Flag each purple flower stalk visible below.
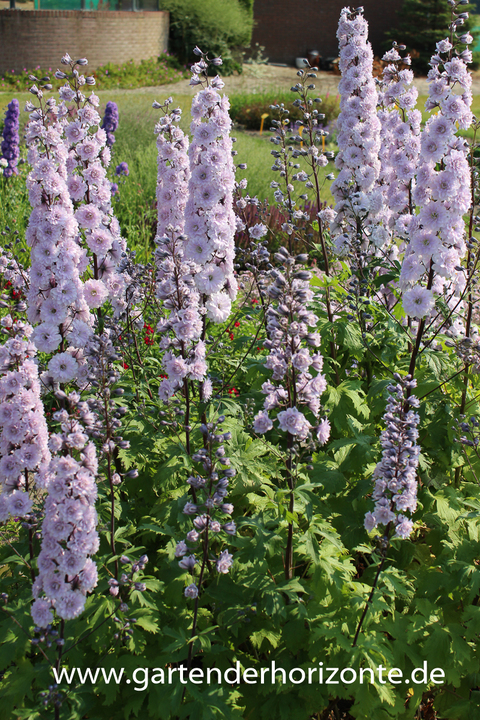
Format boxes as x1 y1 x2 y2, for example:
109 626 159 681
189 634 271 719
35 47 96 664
364 375 420 540
330 7 382 255
376 47 420 246
175 417 236 599
1 99 20 178
399 37 473 320
184 61 238 319
31 394 99 627
59 59 128 319
100 101 119 147
153 99 206 402
253 248 329 445
24 87 95 385
153 97 190 239
0 320 51 523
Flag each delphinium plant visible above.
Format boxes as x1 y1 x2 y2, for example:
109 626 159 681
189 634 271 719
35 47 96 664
0 98 20 178
1 8 480 720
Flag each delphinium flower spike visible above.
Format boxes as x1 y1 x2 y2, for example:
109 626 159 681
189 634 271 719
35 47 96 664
364 374 420 540
0 320 51 527
100 101 119 148
330 7 382 257
31 393 99 626
24 79 94 385
399 33 473 328
0 99 20 177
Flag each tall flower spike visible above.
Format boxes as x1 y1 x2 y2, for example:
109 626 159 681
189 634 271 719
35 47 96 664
176 418 236 599
365 375 419 540
154 98 190 239
400 37 472 321
32 394 99 627
0 320 51 523
24 86 94 385
60 63 128 319
153 100 205 402
100 101 119 148
330 7 382 255
184 58 238 319
376 46 420 247
253 248 329 445
1 99 20 178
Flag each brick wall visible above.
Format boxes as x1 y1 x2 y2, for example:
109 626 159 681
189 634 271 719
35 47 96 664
0 9 169 74
252 0 403 64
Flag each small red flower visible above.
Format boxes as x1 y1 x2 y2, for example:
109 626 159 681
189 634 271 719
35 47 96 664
123 362 129 369
229 333 234 341
251 298 259 305
234 321 240 328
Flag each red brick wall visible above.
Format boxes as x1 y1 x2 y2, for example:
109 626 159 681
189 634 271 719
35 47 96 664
252 0 403 64
0 9 169 74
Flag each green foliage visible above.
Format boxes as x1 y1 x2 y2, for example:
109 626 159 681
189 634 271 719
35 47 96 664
0 54 187 93
158 0 254 74
229 91 340 131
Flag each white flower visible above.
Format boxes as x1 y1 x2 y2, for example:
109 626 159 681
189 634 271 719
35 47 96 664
205 292 231 323
195 264 225 294
48 352 79 382
248 223 268 240
403 286 435 318
253 411 273 434
83 279 108 309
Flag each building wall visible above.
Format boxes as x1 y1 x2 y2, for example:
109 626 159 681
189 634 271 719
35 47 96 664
251 0 402 64
0 9 169 74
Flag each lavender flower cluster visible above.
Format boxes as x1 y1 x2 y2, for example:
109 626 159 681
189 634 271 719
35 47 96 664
100 101 119 148
253 248 330 444
365 375 419 539
59 62 128 319
330 7 382 255
154 55 238 403
0 320 51 522
175 417 235 599
32 395 99 627
184 58 238 320
1 98 20 178
376 46 420 245
153 97 190 238
24 85 94 386
400 37 472 320
153 102 207 400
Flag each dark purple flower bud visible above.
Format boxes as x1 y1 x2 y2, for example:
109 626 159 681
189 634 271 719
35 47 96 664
101 101 119 147
1 99 20 178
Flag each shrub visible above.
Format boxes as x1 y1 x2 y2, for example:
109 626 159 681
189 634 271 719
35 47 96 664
229 91 340 130
158 0 254 74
